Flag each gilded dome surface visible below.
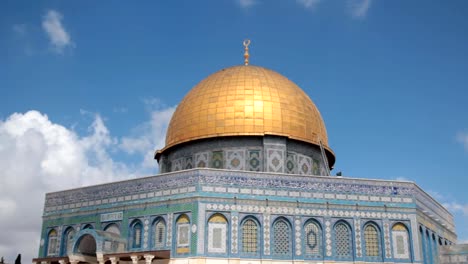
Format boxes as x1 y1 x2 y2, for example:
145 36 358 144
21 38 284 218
162 65 333 157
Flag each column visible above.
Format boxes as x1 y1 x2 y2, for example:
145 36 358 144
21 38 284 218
420 226 427 264
130 255 140 264
109 257 119 264
97 253 105 264
144 255 154 264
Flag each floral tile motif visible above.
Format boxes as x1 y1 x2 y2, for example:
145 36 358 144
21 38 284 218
195 152 209 168
267 149 284 173
226 149 245 171
248 150 262 171
298 154 311 175
211 151 223 169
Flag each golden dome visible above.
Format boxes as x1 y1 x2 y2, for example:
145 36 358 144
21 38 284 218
160 65 334 162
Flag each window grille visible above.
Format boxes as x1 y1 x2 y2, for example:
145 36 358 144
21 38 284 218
154 220 166 248
305 221 322 257
273 220 291 255
364 225 379 257
47 230 58 256
242 219 258 253
335 223 351 258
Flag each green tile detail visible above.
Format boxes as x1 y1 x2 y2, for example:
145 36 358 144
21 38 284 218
212 151 223 169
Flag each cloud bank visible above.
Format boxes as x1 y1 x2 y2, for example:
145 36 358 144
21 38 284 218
0 105 174 263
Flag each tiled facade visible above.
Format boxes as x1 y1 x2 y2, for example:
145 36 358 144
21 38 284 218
158 136 329 176
36 168 456 264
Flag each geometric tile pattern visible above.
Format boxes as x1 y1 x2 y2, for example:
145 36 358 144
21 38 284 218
184 156 193 169
272 219 291 255
211 151 223 169
172 158 184 172
298 154 312 175
241 219 258 254
263 214 271 255
325 220 332 257
335 222 352 258
364 225 379 256
286 152 297 174
312 158 320 175
226 149 245 170
355 219 362 257
143 218 150 249
195 152 209 168
267 149 284 173
231 215 238 254
304 221 322 257
294 217 301 256
384 221 392 258
248 150 262 171
166 213 173 247
204 203 411 223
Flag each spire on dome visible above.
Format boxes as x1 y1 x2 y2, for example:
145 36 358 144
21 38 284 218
243 39 251 65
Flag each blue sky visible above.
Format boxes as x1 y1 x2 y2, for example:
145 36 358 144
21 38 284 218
1 0 468 262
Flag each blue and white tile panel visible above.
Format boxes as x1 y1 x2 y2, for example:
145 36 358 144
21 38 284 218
201 186 414 204
45 186 197 212
204 203 411 220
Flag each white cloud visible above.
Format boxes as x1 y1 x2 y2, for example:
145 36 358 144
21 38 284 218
0 102 177 263
237 0 257 9
0 111 135 263
297 0 321 10
443 202 468 217
457 131 468 151
41 10 73 53
120 102 176 170
347 0 372 19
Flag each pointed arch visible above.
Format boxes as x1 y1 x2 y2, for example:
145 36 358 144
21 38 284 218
129 219 143 249
303 219 323 258
207 213 228 254
176 214 191 254
61 226 76 256
240 216 261 256
82 224 94 230
152 217 166 249
363 222 382 259
272 217 292 257
103 223 120 235
392 223 411 259
333 221 353 259
46 229 58 256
